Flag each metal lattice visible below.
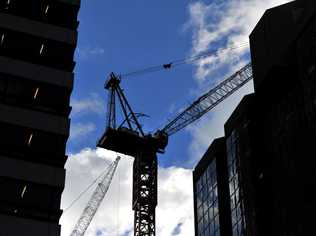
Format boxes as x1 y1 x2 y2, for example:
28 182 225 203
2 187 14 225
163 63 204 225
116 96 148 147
133 151 157 236
161 63 253 136
70 157 120 236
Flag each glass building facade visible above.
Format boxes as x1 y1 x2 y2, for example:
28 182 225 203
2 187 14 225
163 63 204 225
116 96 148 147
226 131 246 236
195 3 316 236
196 161 220 236
194 138 232 236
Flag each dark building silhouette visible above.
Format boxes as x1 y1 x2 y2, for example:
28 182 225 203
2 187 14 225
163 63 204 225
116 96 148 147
194 0 316 235
224 94 258 236
0 0 80 235
193 138 232 236
249 0 316 235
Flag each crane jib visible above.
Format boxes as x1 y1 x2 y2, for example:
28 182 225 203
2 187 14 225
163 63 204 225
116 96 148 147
161 63 253 136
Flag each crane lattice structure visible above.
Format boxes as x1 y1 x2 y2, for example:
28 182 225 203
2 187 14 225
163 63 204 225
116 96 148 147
96 62 253 236
161 62 252 135
70 156 121 236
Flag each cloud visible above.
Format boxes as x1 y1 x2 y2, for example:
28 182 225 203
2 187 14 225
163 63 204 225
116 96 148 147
77 46 105 60
60 148 194 236
69 122 96 140
187 81 254 165
183 0 292 164
71 93 105 117
187 0 292 81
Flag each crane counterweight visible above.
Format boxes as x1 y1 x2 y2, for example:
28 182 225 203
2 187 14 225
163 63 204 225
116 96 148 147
97 127 165 157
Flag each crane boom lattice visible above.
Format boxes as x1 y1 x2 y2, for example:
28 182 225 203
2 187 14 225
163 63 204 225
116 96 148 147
70 156 121 236
161 63 253 136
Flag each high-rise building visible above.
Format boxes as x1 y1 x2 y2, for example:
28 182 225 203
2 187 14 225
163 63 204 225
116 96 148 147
0 0 80 235
224 94 258 236
249 0 316 235
194 1 316 235
193 138 232 236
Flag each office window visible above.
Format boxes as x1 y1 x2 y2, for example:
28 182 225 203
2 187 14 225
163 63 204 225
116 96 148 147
227 131 246 236
196 161 220 236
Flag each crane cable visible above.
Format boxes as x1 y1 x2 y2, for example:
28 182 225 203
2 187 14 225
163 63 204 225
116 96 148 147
120 42 249 78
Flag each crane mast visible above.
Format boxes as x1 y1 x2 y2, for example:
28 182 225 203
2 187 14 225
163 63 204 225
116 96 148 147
70 156 121 236
98 74 161 236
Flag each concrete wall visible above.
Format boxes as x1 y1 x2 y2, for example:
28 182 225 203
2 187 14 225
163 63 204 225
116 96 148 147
0 104 70 135
0 214 61 236
0 155 65 188
0 56 73 88
0 13 77 44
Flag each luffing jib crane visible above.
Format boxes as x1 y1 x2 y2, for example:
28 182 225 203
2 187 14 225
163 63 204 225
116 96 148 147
70 156 121 236
96 62 253 236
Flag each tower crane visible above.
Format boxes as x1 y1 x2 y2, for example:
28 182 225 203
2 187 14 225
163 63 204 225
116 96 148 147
97 62 253 236
70 156 121 236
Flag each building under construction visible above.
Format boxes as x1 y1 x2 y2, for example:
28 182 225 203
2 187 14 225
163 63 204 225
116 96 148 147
0 0 80 235
193 0 316 235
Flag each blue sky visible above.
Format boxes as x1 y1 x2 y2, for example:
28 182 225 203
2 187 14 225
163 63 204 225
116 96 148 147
61 1 292 235
67 0 253 168
68 0 215 168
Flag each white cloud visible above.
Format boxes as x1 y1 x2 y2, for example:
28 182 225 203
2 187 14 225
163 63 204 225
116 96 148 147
60 148 194 236
157 167 194 236
187 81 254 165
187 0 292 81
184 0 292 164
69 122 96 140
77 46 105 60
71 93 105 116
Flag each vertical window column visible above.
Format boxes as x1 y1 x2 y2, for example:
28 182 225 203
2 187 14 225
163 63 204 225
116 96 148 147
227 131 246 236
196 161 220 236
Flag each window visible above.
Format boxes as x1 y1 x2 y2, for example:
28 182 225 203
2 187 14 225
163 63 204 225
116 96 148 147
227 131 246 236
0 33 4 46
196 161 220 236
